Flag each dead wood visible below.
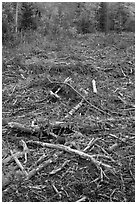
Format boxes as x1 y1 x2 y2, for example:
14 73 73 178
2 152 24 165
27 140 113 170
26 159 53 180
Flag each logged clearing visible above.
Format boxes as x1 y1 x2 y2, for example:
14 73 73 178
2 32 135 202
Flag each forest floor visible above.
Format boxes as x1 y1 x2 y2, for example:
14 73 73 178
2 32 135 202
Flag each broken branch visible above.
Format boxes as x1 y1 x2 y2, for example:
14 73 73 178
27 140 113 170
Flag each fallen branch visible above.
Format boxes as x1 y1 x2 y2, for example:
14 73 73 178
5 121 57 139
2 152 24 165
52 183 62 199
83 138 99 152
92 79 97 93
65 99 84 118
26 159 53 180
27 140 113 170
76 196 87 202
29 153 47 171
20 140 30 163
8 122 32 133
49 90 61 99
10 150 28 177
49 160 70 175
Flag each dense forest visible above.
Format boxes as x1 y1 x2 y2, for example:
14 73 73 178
2 2 135 202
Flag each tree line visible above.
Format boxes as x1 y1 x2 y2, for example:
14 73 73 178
2 2 135 46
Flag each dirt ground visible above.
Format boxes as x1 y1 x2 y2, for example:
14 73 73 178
2 32 135 202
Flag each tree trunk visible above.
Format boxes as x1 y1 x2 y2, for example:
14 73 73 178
15 2 19 33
